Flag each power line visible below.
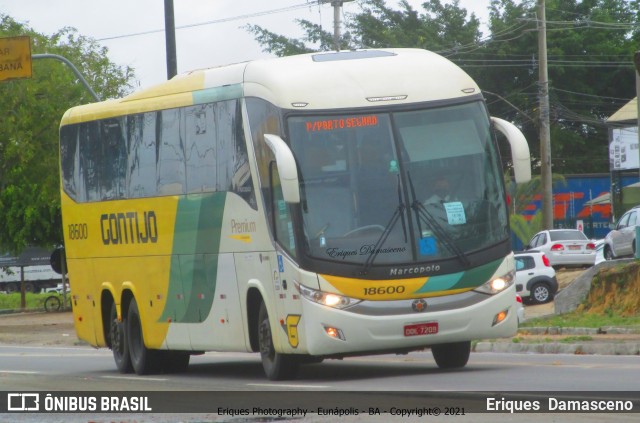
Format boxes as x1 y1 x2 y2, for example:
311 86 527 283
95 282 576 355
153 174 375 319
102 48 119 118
96 2 316 42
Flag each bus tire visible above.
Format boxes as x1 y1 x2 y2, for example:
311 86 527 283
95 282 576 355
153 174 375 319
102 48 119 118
110 302 132 374
127 298 162 375
258 301 299 380
431 341 471 369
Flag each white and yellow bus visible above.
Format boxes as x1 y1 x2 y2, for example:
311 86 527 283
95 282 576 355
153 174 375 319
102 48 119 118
59 48 531 380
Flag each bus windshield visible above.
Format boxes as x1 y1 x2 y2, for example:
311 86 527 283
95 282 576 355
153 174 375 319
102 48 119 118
287 101 509 267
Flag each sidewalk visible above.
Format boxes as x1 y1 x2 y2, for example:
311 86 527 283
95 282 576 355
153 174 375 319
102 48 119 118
474 301 640 356
475 326 640 355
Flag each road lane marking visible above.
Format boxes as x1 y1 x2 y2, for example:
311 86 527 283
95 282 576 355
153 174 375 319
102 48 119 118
247 383 330 389
101 375 168 382
0 370 39 374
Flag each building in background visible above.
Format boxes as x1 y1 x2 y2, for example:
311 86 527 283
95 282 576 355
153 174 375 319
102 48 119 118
607 97 639 221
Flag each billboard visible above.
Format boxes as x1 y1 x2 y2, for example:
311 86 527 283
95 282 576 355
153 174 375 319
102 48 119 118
609 126 639 171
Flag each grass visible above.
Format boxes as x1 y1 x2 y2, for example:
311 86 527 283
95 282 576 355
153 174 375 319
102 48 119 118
0 292 69 311
521 310 640 328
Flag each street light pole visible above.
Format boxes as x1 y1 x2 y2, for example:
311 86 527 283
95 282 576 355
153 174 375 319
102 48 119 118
164 0 178 79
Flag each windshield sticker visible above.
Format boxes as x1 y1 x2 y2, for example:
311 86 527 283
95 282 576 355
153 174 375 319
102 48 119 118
419 235 437 256
305 115 379 132
443 201 466 225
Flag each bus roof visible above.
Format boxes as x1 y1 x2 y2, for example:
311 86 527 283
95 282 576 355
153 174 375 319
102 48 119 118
61 48 480 125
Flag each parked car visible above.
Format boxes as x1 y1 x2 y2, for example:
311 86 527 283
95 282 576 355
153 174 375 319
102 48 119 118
594 239 605 265
525 229 596 268
43 282 70 294
514 251 558 304
603 205 640 260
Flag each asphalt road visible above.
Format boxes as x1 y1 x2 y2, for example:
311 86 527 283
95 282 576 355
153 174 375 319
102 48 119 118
1 292 638 423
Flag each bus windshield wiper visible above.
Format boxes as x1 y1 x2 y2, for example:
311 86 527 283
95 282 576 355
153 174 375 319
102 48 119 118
359 175 408 276
408 173 470 268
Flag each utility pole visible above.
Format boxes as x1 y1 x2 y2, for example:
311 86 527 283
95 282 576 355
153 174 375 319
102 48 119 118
537 0 553 230
321 0 354 51
635 51 640 171
164 0 177 79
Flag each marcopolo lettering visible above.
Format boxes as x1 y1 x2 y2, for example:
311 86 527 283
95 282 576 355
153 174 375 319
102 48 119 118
389 265 440 276
100 211 158 245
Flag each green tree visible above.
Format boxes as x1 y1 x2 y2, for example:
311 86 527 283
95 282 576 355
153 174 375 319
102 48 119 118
477 0 639 174
506 173 566 245
246 0 640 175
510 211 542 246
0 16 135 254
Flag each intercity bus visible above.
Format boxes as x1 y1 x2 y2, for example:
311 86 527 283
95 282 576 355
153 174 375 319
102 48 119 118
59 48 531 380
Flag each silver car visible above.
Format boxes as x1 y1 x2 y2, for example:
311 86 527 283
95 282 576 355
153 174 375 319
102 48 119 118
525 229 596 268
603 206 640 260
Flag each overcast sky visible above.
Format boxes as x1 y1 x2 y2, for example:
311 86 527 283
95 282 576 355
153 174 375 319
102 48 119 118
0 0 490 91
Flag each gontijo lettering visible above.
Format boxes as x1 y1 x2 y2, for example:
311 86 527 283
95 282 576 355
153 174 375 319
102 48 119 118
100 211 158 245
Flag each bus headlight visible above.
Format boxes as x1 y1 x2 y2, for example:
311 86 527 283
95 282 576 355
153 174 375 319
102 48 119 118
473 271 515 295
296 283 362 309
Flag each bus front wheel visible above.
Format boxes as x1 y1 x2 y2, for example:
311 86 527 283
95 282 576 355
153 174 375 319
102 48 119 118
258 302 299 380
110 302 132 373
127 298 162 375
431 341 471 369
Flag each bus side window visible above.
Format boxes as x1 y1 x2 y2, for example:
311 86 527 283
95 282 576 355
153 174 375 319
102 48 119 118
157 108 186 195
101 118 127 200
185 104 217 193
127 112 158 198
79 121 101 202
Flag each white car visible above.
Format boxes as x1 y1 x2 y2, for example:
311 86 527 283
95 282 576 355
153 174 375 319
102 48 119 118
44 283 70 294
525 229 596 268
514 251 558 304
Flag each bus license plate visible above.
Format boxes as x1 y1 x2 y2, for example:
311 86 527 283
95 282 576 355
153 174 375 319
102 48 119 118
404 322 438 337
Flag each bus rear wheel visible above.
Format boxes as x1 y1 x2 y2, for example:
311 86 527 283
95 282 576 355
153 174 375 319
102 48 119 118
431 341 471 369
127 298 162 375
110 302 132 373
258 302 299 380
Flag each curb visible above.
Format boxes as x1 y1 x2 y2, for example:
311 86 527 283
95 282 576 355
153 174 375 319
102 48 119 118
475 326 640 356
474 341 640 355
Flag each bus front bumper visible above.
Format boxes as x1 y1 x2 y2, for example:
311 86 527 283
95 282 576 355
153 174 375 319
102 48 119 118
300 288 518 357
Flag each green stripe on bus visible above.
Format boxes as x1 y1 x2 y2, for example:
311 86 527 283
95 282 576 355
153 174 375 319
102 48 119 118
192 84 243 105
415 258 502 293
161 192 227 323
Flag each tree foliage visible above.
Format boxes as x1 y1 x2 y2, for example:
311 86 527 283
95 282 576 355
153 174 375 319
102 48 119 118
0 15 136 253
246 0 640 175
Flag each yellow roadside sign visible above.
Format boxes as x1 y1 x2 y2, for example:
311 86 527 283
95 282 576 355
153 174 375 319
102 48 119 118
0 36 32 82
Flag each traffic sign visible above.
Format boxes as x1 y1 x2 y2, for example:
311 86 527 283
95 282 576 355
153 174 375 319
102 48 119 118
0 36 32 81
